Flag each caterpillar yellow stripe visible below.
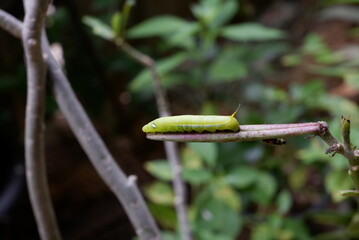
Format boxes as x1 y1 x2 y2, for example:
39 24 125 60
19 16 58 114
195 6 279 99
142 108 240 133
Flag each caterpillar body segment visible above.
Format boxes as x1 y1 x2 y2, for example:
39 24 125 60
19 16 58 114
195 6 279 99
142 114 240 133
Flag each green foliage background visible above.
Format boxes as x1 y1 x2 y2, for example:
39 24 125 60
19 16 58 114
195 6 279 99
65 0 359 239
2 0 359 239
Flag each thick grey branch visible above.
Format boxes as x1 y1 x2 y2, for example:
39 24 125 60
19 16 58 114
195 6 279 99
21 1 62 239
0 9 21 37
43 36 161 240
0 10 161 240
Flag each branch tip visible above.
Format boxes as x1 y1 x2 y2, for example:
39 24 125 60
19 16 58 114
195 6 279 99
340 190 359 197
318 121 328 135
325 143 343 155
127 175 138 186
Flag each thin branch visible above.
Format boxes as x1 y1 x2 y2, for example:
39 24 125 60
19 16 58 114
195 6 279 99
21 1 62 239
240 122 322 131
0 9 21 37
0 10 162 240
43 36 161 240
117 41 193 240
319 116 359 190
319 125 357 164
146 122 326 142
117 41 170 116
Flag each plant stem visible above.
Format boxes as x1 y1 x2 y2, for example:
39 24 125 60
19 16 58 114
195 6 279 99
240 122 322 131
146 122 326 142
0 9 21 37
320 117 359 190
0 10 162 240
117 41 170 116
44 36 161 240
117 40 193 240
21 1 62 239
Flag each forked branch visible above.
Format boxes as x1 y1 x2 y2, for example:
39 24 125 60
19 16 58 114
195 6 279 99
0 9 161 240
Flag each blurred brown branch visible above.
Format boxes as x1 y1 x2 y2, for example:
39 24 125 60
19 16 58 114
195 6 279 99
21 0 62 239
0 9 161 240
117 40 193 240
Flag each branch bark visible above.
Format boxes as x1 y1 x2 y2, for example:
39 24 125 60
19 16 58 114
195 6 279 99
319 116 359 191
43 36 161 240
146 122 327 142
21 1 62 239
117 41 193 240
0 10 161 240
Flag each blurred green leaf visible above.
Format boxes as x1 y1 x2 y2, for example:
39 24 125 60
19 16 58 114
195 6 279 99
344 71 359 90
148 203 177 229
288 166 308 190
251 214 311 240
209 58 247 82
111 12 122 38
191 0 238 29
263 87 288 103
251 223 274 240
129 53 188 93
311 210 349 227
284 218 311 240
145 182 174 205
347 212 359 237
182 168 212 185
224 165 258 189
127 16 190 38
317 96 359 124
83 16 114 40
195 198 242 238
298 138 329 164
121 0 136 37
161 231 179 240
200 102 218 115
249 172 277 206
166 22 199 49
325 169 353 202
301 33 343 64
197 230 233 240
281 54 302 67
191 0 217 26
145 160 172 181
276 190 292 214
221 23 285 41
290 80 325 103
209 45 248 82
188 142 218 167
264 104 303 123
182 147 204 169
213 183 241 210
210 0 238 28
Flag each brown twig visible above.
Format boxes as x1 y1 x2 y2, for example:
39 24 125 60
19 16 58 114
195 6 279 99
117 40 193 240
146 122 325 142
319 117 359 190
21 1 62 239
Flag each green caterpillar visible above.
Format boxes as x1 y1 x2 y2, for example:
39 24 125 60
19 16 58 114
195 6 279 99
142 107 240 133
